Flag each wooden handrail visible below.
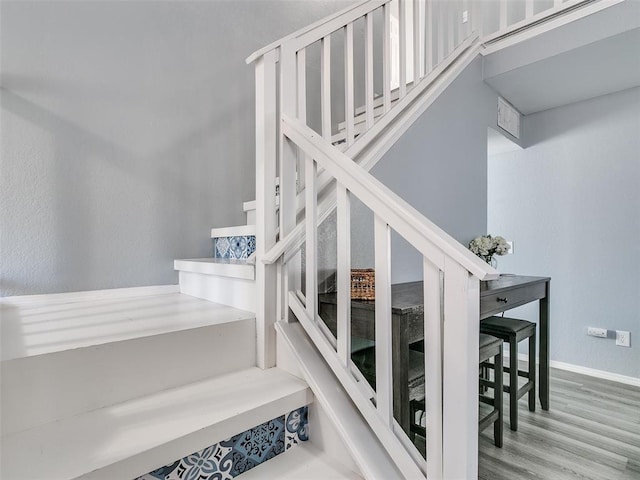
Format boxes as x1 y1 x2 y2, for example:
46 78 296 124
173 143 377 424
281 114 499 281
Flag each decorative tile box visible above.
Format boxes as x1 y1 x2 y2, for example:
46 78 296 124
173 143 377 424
214 235 256 260
137 406 308 480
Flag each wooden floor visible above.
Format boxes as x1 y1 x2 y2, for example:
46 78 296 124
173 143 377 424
478 368 640 480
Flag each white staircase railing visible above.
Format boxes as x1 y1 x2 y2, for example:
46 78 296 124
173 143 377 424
246 0 615 478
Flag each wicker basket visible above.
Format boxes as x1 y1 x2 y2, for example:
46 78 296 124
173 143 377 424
351 268 375 300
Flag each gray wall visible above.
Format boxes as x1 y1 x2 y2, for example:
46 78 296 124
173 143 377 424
0 0 353 296
488 87 640 378
343 57 505 284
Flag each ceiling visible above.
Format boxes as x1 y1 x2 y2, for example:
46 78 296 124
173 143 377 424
482 2 640 115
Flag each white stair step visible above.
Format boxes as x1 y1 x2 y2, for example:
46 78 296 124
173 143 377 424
1 367 312 480
244 200 257 225
1 291 256 435
237 442 363 480
0 290 254 361
210 224 255 238
175 258 256 312
174 258 255 280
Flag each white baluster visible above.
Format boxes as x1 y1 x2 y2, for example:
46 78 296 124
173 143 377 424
345 22 355 146
321 36 332 140
499 0 508 31
525 0 534 20
305 157 317 320
414 0 424 83
336 183 351 366
437 1 444 64
374 215 393 427
447 0 455 55
424 257 443 480
399 0 407 98
383 3 392 113
426 0 433 74
365 13 375 130
297 48 306 191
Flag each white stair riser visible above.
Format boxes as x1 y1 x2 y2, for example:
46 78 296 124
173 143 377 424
83 393 312 480
1 319 255 435
246 208 256 225
179 271 256 312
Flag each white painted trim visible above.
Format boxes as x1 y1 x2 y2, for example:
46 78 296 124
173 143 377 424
480 0 625 55
0 285 179 305
174 258 255 280
210 225 256 238
243 200 256 212
508 352 640 388
550 360 640 388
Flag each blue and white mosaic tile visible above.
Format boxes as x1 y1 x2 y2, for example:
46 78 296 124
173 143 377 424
136 406 308 480
214 236 256 260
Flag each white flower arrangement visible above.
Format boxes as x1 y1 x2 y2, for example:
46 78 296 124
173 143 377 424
468 235 509 264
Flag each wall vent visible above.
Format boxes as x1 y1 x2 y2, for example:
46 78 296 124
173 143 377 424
497 97 521 139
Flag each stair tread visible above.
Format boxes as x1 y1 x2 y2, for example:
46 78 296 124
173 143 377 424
238 442 363 480
174 258 255 279
0 292 254 361
210 224 255 238
2 367 311 480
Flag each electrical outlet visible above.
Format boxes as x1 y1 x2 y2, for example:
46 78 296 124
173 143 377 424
462 10 468 23
506 240 514 254
616 330 631 347
587 327 607 338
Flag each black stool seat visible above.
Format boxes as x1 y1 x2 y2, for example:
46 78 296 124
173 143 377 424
480 333 502 354
480 316 536 431
480 316 536 341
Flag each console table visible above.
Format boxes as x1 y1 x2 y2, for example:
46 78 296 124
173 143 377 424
318 274 551 435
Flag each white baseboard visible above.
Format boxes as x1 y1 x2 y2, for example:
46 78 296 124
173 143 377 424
505 352 640 387
0 285 180 305
549 360 640 388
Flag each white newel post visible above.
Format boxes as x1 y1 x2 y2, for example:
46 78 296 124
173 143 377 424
442 258 480 479
255 50 278 369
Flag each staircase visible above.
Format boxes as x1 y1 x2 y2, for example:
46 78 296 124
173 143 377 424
0 289 321 479
1 0 624 479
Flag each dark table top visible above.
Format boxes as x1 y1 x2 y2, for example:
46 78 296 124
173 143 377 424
318 274 550 316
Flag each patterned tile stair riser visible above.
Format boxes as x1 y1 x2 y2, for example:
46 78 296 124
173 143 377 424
137 406 308 480
214 236 256 260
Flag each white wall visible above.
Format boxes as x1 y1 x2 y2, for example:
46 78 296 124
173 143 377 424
0 0 353 296
488 87 640 378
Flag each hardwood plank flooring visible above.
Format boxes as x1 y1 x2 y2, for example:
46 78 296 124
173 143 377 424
478 367 640 480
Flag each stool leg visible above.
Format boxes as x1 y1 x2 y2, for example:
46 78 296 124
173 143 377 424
509 336 519 431
494 345 503 448
528 331 536 412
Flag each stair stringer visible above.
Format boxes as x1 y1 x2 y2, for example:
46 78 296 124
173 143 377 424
275 321 404 480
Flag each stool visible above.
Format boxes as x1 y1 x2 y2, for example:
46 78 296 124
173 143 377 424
480 316 536 431
479 333 503 447
410 334 504 447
